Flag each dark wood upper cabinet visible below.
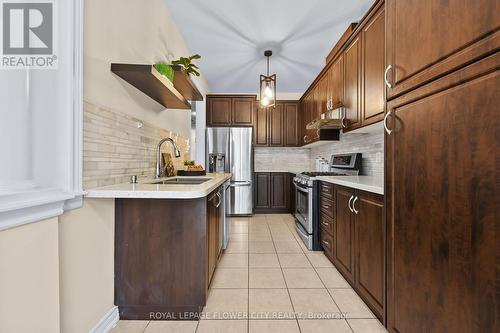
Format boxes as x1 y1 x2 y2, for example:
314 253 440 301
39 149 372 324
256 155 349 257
327 55 344 108
343 36 361 131
385 0 500 99
334 186 355 284
254 107 269 146
255 101 300 147
231 97 254 125
207 95 255 127
207 97 232 126
361 5 385 125
386 54 499 333
284 103 300 146
355 190 385 322
269 103 284 146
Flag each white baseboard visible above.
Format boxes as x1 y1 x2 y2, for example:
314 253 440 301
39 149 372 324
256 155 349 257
90 306 119 333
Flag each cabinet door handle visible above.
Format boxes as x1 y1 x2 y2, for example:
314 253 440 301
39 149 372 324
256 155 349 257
321 221 330 228
384 111 393 135
341 108 347 128
384 65 392 89
352 196 359 214
322 240 330 247
215 192 222 208
322 203 330 210
348 195 354 212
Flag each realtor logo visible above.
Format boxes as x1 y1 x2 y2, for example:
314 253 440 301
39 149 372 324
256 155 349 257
1 0 57 69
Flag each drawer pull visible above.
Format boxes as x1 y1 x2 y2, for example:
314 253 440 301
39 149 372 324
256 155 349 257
321 221 329 227
322 240 330 247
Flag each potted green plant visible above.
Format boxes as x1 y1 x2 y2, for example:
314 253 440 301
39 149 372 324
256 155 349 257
171 54 201 76
153 62 175 83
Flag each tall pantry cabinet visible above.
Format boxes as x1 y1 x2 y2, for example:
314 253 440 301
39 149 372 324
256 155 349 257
384 0 499 332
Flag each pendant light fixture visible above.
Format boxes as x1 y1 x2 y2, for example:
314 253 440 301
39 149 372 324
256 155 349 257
260 50 276 108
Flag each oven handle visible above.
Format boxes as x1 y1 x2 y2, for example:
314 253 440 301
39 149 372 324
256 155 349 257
293 182 310 193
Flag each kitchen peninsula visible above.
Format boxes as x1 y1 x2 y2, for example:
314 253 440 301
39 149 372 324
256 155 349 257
86 173 231 320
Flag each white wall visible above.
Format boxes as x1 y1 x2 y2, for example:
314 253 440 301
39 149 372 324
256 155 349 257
59 199 115 333
0 218 60 333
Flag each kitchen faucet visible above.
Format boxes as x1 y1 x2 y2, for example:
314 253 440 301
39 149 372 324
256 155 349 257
155 137 181 178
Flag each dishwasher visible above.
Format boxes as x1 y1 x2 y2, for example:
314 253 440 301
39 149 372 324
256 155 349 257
220 180 231 249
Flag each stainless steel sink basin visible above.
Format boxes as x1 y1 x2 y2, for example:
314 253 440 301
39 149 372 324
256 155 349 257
152 177 211 185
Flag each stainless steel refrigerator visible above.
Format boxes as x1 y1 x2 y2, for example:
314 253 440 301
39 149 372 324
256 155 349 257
206 127 253 216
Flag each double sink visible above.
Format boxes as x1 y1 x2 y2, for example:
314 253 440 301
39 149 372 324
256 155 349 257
152 177 211 185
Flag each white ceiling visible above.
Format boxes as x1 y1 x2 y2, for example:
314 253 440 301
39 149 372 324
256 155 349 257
164 0 373 94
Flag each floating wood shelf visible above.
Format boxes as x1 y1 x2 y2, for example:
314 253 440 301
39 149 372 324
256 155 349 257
171 65 204 101
111 63 193 110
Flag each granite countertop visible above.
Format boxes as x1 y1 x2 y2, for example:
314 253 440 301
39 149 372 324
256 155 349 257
315 175 384 195
85 173 232 199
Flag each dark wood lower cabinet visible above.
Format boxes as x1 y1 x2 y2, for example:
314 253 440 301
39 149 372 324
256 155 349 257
333 186 356 285
319 182 385 323
207 190 221 286
386 54 499 333
115 187 222 320
254 172 295 213
355 191 385 322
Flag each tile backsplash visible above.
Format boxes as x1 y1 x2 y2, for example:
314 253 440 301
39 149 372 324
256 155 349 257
254 126 384 177
254 147 311 172
310 129 384 176
83 101 190 189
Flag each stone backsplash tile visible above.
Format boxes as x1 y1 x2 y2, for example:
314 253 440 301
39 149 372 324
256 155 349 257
254 128 384 177
83 101 190 189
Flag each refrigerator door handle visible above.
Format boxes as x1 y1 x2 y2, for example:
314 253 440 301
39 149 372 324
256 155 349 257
230 181 252 187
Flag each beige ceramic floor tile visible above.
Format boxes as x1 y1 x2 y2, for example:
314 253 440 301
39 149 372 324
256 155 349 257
329 289 375 319
282 268 324 288
248 289 295 319
248 320 300 333
270 231 297 241
248 233 272 242
225 241 249 254
248 224 269 233
218 254 248 268
248 241 276 253
288 289 341 320
315 268 350 288
144 321 197 333
298 319 352 333
211 268 248 288
230 234 249 242
347 319 388 333
274 241 303 253
306 253 334 267
231 224 249 234
278 253 312 268
249 253 280 268
197 319 248 333
249 268 286 288
112 321 149 333
202 289 248 319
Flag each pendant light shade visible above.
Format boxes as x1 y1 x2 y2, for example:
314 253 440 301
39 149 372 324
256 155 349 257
260 50 276 108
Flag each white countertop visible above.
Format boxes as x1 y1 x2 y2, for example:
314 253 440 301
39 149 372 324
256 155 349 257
315 175 384 195
85 173 232 199
254 169 310 174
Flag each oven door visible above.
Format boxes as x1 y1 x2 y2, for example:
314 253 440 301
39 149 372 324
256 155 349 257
294 182 313 234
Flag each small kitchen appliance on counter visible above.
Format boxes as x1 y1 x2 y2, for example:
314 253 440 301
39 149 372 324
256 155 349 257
293 153 362 250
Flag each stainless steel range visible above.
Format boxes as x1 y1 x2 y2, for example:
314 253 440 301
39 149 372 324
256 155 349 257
293 153 362 250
